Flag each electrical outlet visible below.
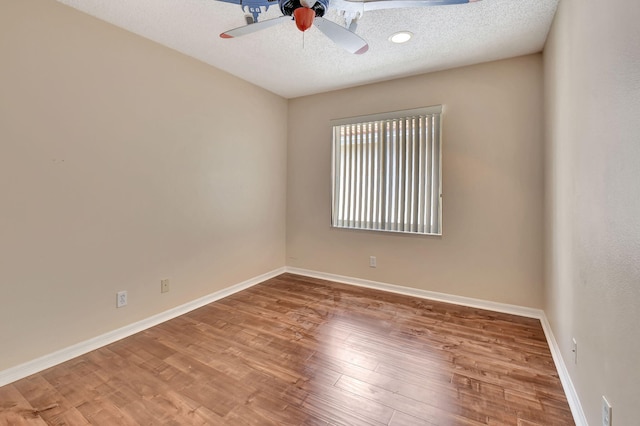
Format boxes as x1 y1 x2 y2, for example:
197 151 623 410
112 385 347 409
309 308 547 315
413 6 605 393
369 256 377 268
116 291 127 308
572 338 577 364
602 396 612 426
161 279 170 293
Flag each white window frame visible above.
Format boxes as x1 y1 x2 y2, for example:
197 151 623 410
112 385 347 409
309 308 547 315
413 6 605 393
331 106 443 235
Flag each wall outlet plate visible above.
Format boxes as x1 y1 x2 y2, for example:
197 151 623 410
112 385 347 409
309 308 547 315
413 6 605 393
116 290 127 308
369 256 377 268
161 279 170 293
602 396 612 426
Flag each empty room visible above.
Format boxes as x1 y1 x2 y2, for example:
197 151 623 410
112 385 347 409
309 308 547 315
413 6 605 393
1 0 638 425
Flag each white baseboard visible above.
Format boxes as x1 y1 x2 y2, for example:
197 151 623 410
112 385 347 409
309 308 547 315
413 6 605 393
0 267 286 388
285 267 588 426
285 267 544 318
0 265 587 425
539 315 588 426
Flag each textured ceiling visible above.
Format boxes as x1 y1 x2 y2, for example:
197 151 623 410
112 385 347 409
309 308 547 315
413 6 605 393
55 0 558 98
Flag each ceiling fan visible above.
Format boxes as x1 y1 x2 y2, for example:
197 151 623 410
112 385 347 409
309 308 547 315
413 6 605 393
218 0 479 54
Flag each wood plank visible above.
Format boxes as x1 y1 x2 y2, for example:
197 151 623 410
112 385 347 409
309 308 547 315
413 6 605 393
0 273 574 425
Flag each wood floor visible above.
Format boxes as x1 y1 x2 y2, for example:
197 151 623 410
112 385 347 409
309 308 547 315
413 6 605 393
0 273 574 425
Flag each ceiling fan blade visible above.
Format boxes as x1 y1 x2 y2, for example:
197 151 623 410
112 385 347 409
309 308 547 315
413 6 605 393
362 0 475 11
220 15 291 38
314 17 369 54
332 0 478 14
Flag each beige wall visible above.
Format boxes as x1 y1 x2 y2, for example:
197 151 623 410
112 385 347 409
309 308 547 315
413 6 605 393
0 0 287 370
287 55 544 308
8 3 638 422
544 0 640 424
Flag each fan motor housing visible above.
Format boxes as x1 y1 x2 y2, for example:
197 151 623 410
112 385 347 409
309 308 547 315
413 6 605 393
279 0 328 17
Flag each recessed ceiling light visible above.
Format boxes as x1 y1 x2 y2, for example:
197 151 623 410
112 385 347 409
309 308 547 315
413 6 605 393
389 31 413 44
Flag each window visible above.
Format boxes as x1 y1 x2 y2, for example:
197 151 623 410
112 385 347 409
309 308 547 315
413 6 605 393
331 106 442 235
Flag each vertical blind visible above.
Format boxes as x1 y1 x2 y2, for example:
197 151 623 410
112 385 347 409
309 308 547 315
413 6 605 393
331 106 442 235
